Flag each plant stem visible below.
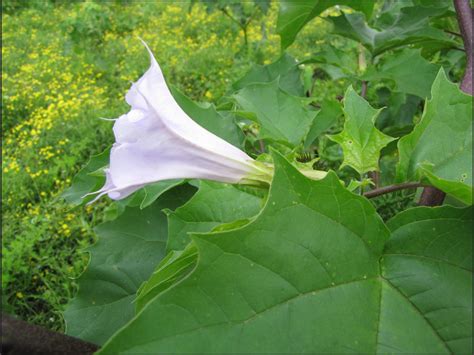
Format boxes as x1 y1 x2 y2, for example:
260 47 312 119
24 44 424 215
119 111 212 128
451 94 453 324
453 0 473 95
364 182 428 199
360 81 368 98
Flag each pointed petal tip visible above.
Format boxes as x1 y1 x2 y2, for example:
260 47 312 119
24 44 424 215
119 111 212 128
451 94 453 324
137 37 160 68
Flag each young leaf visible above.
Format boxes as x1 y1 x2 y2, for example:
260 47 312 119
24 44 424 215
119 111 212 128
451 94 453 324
328 86 395 174
363 49 440 98
232 53 304 96
234 79 317 146
98 152 472 354
277 0 375 50
397 69 473 204
167 181 262 252
63 186 195 345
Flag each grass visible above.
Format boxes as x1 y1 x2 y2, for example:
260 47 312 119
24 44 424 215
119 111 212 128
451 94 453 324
2 0 341 331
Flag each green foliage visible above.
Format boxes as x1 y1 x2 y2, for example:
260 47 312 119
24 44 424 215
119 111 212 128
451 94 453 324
328 86 395 174
64 186 196 345
2 0 291 330
232 53 304 96
4 0 473 351
171 86 245 149
375 88 422 136
234 80 317 146
328 5 455 56
62 148 110 206
302 45 358 80
167 181 263 252
363 49 440 98
135 242 198 313
397 70 473 204
98 153 472 354
384 206 473 354
277 0 375 49
304 98 343 148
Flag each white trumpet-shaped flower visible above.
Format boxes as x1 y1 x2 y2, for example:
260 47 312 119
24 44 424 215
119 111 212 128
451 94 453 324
91 43 272 201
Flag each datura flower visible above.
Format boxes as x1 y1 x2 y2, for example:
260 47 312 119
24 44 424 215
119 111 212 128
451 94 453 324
91 43 272 201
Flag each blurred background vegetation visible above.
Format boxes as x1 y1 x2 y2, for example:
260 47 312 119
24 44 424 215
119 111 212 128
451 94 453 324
2 0 348 331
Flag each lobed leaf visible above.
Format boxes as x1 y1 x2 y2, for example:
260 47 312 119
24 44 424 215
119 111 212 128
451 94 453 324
328 6 456 56
234 79 317 146
363 49 440 98
63 186 195 345
232 53 304 96
97 153 472 354
328 86 395 174
397 69 473 204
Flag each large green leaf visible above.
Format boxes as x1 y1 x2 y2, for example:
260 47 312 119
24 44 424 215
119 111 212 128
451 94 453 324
98 152 472 353
397 69 473 204
166 181 262 252
234 79 317 146
383 206 472 354
277 0 375 49
363 49 440 98
63 186 195 345
171 86 244 149
62 147 110 205
232 53 304 96
328 86 395 174
328 6 455 56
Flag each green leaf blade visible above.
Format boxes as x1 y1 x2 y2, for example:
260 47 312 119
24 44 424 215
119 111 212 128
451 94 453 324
363 49 440 98
172 86 244 149
234 80 317 146
232 53 304 96
397 69 473 204
63 186 195 345
328 86 395 174
382 206 473 354
277 0 375 50
167 181 263 252
99 151 389 353
62 147 110 206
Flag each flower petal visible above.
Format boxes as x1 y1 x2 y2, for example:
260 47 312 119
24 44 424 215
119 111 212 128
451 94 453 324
93 43 268 201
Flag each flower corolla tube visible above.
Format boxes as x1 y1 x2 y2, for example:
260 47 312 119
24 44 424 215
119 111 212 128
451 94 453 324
90 43 272 201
